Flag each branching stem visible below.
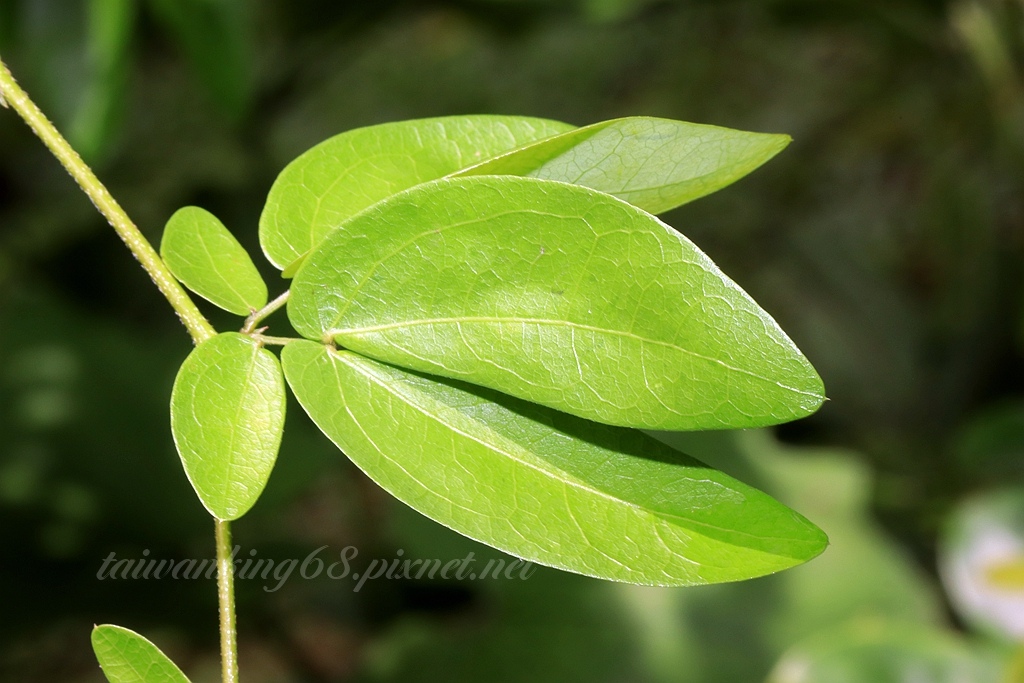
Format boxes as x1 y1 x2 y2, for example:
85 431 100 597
242 290 290 334
250 333 297 347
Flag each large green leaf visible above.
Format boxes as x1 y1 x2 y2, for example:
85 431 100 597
258 115 574 271
92 624 191 683
170 332 285 520
282 340 827 585
288 176 824 430
160 206 268 316
456 116 790 215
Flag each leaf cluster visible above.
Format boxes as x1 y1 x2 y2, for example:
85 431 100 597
98 114 828 679
160 114 825 579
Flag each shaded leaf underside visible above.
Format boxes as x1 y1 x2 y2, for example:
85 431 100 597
282 341 828 585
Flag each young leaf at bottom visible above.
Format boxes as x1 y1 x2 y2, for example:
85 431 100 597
258 115 574 271
282 341 828 585
160 206 268 316
92 624 191 683
170 332 285 520
288 175 824 431
455 116 790 215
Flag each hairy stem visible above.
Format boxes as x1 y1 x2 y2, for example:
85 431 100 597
0 56 215 344
1 57 235 680
216 520 239 683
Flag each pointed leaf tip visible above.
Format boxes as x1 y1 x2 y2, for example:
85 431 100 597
289 175 824 431
283 341 828 585
457 116 791 214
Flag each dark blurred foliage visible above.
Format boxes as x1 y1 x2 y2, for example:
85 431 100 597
2 0 1024 681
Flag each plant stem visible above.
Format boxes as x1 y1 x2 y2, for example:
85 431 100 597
0 56 215 344
250 333 297 347
216 519 239 683
242 290 290 334
1 57 235 680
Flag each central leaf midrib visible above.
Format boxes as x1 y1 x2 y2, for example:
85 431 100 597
196 227 252 308
328 317 815 397
332 349 775 547
654 509 818 555
221 342 261 516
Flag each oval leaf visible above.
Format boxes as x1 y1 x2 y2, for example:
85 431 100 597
92 624 191 683
161 206 268 316
455 116 790 214
170 332 285 520
288 176 824 430
259 115 574 270
282 341 828 585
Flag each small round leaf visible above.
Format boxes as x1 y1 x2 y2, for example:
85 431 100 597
170 332 285 520
161 206 268 316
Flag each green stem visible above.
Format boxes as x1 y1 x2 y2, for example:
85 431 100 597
242 290 290 334
0 56 215 344
1 57 234 680
250 333 297 347
216 519 239 683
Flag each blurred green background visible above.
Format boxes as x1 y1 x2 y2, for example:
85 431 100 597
2 0 1024 681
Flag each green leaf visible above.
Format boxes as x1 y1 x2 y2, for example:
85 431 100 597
170 332 285 520
282 340 828 585
455 116 790 214
259 115 575 271
161 206 268 316
91 624 191 683
288 176 824 430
